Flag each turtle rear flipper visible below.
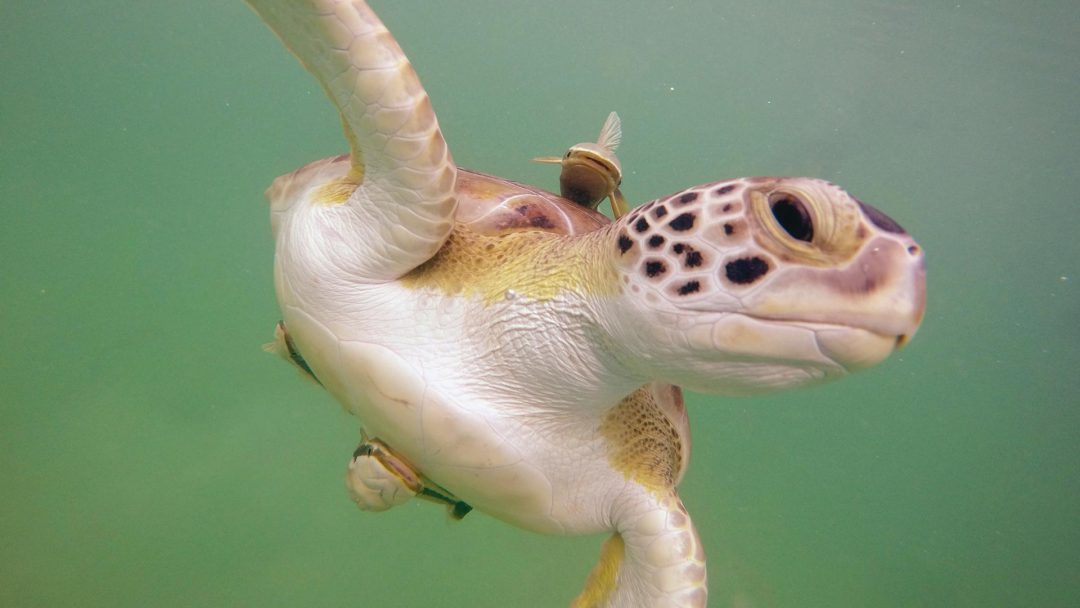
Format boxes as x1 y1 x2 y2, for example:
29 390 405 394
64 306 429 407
348 436 471 519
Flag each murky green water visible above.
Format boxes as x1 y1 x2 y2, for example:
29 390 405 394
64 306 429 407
3 1 1078 606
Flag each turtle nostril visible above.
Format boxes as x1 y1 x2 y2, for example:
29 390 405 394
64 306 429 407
770 196 814 242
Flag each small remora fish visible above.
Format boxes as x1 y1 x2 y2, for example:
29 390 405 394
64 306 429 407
534 111 630 218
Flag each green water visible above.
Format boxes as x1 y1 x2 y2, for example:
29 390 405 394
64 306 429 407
3 1 1078 606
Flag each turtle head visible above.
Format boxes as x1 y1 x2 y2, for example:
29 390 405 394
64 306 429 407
602 177 926 395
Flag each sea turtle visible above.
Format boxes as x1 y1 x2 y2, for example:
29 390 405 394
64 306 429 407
534 111 631 218
245 1 927 606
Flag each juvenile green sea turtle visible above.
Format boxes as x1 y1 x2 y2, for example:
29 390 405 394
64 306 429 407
535 111 630 218
246 1 926 606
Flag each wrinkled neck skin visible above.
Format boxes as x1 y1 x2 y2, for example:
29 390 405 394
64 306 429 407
276 222 637 410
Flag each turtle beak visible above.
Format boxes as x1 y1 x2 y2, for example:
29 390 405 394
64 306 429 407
532 156 564 165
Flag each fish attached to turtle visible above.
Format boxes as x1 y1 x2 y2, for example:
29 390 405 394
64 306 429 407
535 111 631 218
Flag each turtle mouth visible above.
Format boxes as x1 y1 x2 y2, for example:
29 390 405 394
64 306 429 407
680 311 907 377
807 323 902 371
734 314 910 373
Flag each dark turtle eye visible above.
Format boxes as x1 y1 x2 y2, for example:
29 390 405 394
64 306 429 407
770 196 813 242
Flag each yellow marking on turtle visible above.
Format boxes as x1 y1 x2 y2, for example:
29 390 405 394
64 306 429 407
401 226 621 303
313 176 359 206
339 112 366 185
571 533 625 608
599 386 685 495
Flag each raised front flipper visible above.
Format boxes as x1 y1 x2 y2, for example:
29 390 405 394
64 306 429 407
248 0 457 280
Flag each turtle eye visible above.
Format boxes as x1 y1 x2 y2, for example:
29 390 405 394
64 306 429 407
770 195 814 242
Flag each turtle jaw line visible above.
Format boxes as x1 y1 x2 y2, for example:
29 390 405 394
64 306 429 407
743 314 903 342
801 320 904 372
623 311 901 394
730 313 906 373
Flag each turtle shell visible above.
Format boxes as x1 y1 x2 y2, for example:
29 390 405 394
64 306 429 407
454 169 609 236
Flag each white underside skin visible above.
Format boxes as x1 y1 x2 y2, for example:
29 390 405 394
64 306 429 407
277 262 709 606
279 269 627 534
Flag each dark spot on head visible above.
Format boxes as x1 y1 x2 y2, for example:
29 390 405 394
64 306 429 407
714 184 735 196
654 206 668 218
673 243 685 254
617 234 633 254
634 217 650 233
644 260 667 278
855 198 906 234
648 234 665 248
514 204 530 215
722 203 733 213
677 280 701 295
669 213 696 231
725 257 770 284
685 250 703 268
723 223 734 236
678 192 699 204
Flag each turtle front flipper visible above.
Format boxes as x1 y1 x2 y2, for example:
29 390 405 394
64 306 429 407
248 0 457 280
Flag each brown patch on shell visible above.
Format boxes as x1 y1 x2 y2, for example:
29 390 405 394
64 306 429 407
455 169 609 236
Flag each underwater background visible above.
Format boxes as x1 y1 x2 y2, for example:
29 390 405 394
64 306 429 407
2 1 1078 606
